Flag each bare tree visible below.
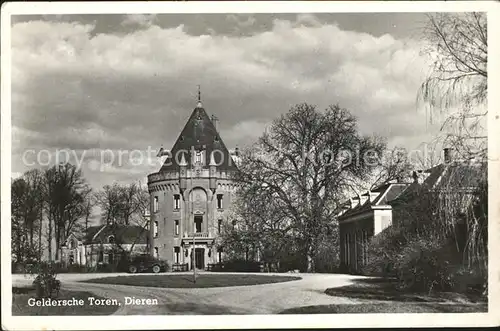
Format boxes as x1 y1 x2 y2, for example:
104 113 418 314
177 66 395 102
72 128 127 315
95 184 124 224
96 182 150 256
420 12 487 160
44 163 90 261
220 183 295 270
232 103 385 272
12 178 29 264
368 147 414 189
11 170 45 264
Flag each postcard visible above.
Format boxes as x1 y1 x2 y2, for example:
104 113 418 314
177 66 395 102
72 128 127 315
1 1 499 330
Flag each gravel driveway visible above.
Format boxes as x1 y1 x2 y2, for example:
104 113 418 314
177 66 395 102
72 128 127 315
12 272 364 315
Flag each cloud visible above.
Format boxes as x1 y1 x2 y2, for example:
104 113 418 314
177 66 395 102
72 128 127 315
295 13 322 27
121 14 157 28
226 14 256 29
11 15 439 189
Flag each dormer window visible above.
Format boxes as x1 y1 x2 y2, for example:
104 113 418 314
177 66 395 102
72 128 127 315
195 151 202 164
108 235 115 244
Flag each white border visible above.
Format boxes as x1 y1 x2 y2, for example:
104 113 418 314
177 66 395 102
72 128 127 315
2 1 499 330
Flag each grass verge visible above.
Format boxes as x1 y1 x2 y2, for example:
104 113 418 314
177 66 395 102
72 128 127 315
12 286 119 316
280 302 488 314
324 277 486 303
83 273 301 288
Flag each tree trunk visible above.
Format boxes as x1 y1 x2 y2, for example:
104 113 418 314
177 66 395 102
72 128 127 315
306 244 315 273
38 206 42 261
29 226 34 249
47 212 53 261
54 221 60 260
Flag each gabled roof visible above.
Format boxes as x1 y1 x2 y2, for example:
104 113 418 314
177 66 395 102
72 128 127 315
339 183 410 220
83 224 148 245
159 103 238 173
389 162 485 206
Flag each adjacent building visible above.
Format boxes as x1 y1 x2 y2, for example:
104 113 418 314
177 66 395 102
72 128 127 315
61 223 149 267
147 98 240 270
338 182 410 273
338 148 485 274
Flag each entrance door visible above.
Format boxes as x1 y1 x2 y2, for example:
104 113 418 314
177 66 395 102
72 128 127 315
195 248 205 270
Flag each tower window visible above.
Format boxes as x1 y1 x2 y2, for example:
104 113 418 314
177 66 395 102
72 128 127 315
217 247 223 263
154 247 159 258
154 221 158 238
174 246 180 264
175 220 179 236
194 216 203 233
153 196 159 213
217 194 223 209
174 194 180 210
218 219 222 234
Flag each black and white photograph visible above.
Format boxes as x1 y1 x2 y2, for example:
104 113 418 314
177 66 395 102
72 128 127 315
1 1 499 330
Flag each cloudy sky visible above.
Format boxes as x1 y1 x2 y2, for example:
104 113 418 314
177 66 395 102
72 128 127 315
11 13 443 189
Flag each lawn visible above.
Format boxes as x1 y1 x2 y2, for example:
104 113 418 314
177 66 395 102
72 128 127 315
83 273 301 288
280 302 488 314
279 277 487 314
12 286 119 316
324 277 487 303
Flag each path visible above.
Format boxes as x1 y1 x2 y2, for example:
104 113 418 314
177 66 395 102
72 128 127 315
12 272 364 314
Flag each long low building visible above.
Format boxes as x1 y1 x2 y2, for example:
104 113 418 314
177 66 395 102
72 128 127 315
61 223 149 268
339 148 485 274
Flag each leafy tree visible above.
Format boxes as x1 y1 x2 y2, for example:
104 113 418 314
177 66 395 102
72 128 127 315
229 103 385 272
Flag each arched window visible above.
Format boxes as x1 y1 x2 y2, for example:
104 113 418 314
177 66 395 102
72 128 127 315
108 235 115 244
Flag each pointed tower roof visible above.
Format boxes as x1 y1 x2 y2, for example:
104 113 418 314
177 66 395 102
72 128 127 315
159 101 238 173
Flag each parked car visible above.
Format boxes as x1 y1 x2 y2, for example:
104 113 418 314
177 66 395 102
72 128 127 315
127 254 168 273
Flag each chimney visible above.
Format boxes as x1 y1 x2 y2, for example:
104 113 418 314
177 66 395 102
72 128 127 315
412 170 419 184
443 147 453 164
360 193 369 205
350 197 360 208
412 170 431 184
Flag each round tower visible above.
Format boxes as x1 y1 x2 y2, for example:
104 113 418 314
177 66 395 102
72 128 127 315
147 99 239 270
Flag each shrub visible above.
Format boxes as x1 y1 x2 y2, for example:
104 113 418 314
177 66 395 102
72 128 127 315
96 263 115 273
362 226 408 277
393 235 456 292
363 225 486 295
217 259 262 272
30 262 61 299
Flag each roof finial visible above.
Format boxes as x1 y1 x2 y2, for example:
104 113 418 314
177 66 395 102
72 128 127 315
197 85 202 108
